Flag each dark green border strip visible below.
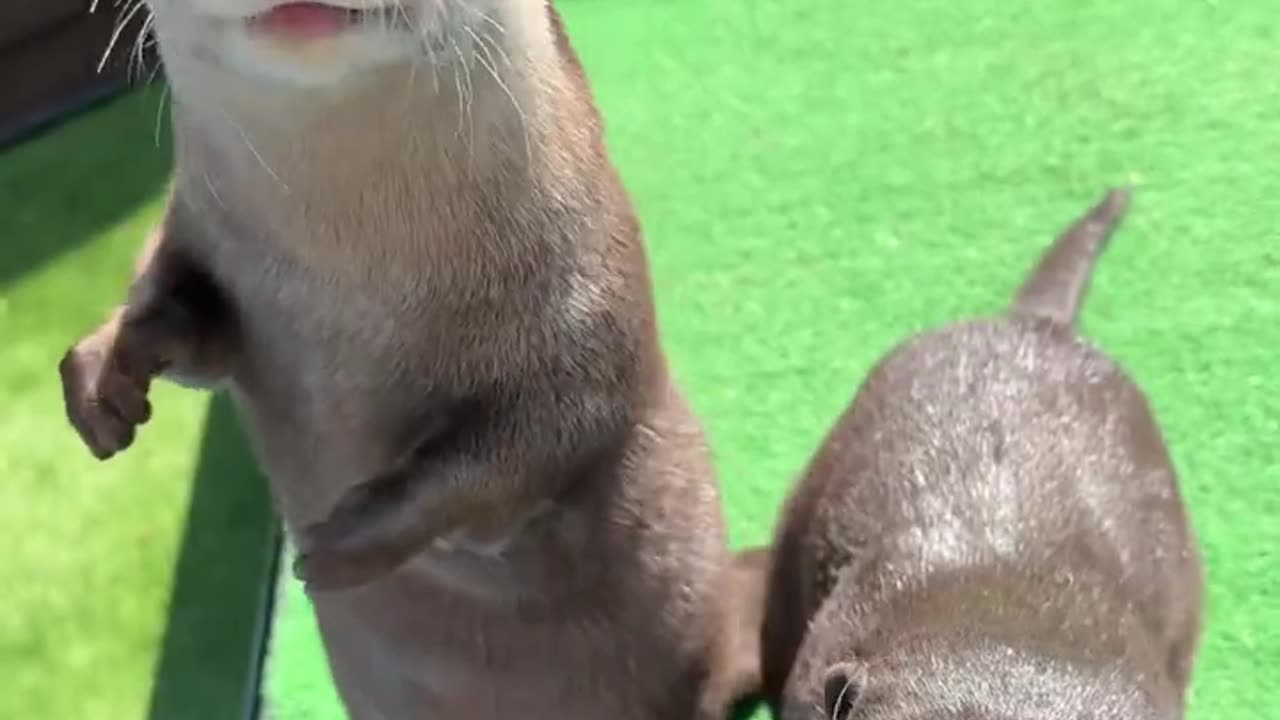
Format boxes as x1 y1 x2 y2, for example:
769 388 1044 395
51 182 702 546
0 78 134 153
242 525 283 720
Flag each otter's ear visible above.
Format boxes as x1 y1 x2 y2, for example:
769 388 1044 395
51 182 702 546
822 662 866 720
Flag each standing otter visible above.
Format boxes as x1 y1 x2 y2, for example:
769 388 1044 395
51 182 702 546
727 188 1204 720
59 2 739 718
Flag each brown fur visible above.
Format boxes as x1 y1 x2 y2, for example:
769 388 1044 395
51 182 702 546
698 548 773 719
60 3 741 718
720 189 1204 720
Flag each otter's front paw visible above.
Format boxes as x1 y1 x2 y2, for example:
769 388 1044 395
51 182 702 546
294 473 424 591
59 330 157 460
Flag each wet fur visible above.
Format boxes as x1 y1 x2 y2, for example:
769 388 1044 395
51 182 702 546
60 2 739 718
728 189 1204 720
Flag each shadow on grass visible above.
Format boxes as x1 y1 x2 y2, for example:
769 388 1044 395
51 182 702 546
0 85 279 719
144 392 278 720
0 88 173 287
733 698 768 720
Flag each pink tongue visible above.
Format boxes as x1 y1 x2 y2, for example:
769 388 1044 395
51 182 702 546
251 2 349 38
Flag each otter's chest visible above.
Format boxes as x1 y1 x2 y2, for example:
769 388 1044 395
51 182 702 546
199 236 452 524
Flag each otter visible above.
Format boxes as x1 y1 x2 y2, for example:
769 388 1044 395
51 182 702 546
59 2 741 718
725 188 1205 720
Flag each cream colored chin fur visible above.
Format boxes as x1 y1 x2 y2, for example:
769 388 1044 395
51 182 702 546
149 1 549 99
160 0 570 278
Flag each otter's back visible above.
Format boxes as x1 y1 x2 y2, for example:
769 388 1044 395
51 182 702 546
798 317 1196 644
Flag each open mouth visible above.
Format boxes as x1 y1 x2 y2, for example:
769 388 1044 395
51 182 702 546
246 2 407 40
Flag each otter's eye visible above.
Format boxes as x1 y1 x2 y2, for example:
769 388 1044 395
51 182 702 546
822 663 865 720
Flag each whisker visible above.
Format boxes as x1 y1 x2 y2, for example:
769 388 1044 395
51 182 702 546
204 170 227 210
425 35 441 93
224 111 289 192
394 1 440 95
475 10 506 37
478 25 513 70
393 1 413 37
129 11 155 84
455 4 513 70
401 35 422 111
450 44 466 138
406 53 419 94
145 54 163 87
468 27 532 170
153 81 169 148
99 0 146 74
449 36 476 170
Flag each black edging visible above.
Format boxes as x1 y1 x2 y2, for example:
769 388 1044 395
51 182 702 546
0 77 133 153
241 521 285 720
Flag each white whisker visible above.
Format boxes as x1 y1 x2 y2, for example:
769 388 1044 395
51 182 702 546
394 2 435 95
476 10 506 37
203 171 227 209
406 55 419 95
224 112 289 192
393 1 412 35
153 81 169 148
145 54 163 87
459 7 513 70
484 33 513 70
426 38 441 93
99 0 146 74
450 37 477 170
468 27 532 171
451 46 467 138
129 11 155 84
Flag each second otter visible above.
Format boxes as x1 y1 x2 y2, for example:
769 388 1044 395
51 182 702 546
731 188 1204 720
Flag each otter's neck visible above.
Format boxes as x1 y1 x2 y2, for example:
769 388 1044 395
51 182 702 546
170 15 604 279
179 51 562 193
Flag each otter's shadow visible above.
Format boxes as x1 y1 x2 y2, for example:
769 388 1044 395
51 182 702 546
0 87 171 286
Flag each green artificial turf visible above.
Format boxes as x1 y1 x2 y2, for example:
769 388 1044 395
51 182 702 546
0 91 276 719
3 0 1275 718
265 1 1279 718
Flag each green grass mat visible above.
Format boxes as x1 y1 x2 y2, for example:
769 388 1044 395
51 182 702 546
266 1 1279 718
0 92 276 719
3 0 1272 717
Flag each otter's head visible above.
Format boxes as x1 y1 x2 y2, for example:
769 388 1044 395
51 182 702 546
142 1 542 92
780 642 1168 720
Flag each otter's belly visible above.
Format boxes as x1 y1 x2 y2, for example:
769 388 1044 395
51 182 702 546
311 570 689 720
229 390 685 718
226 380 392 533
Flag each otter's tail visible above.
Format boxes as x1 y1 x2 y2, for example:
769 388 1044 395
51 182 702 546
1010 186 1133 328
